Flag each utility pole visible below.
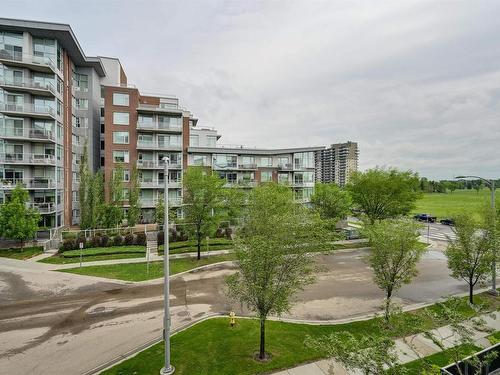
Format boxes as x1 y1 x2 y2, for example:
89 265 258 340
161 157 174 375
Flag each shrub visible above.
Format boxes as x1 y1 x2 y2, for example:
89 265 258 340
215 228 225 238
113 235 124 246
157 231 164 246
135 232 146 246
101 235 110 247
92 236 102 248
124 234 135 246
225 227 233 239
169 228 178 243
60 238 76 252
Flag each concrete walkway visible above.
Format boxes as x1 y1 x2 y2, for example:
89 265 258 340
273 312 500 374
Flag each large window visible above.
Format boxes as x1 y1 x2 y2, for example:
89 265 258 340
158 116 182 129
113 93 129 106
293 152 314 169
33 38 56 59
189 135 199 147
113 131 129 144
113 150 129 163
73 98 88 110
241 156 255 166
213 154 237 169
0 32 23 59
261 171 273 182
206 136 217 147
113 112 129 125
158 134 181 147
192 154 208 166
260 157 272 167
72 72 88 90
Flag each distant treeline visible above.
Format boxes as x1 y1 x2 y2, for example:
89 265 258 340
419 178 499 193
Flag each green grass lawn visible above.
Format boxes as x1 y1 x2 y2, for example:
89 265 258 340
487 331 500 345
390 344 481 374
413 189 497 220
59 254 236 281
0 246 43 260
102 293 499 375
39 245 146 264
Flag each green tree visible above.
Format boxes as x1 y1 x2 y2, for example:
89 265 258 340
0 185 41 247
78 139 91 229
91 171 105 228
221 187 245 226
347 167 422 223
226 183 330 360
155 196 165 226
183 166 225 260
306 332 403 375
310 182 352 226
364 218 425 323
445 213 495 304
127 166 141 227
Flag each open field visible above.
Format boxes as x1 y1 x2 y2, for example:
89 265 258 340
413 189 497 219
59 254 237 281
0 246 43 260
102 293 499 375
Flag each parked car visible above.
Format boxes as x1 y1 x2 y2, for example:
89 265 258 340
413 213 437 223
440 218 455 226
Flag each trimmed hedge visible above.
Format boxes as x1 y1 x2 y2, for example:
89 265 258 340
61 246 145 258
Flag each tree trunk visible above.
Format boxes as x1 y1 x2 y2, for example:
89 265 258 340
469 279 474 304
384 290 392 324
259 317 266 360
197 230 201 260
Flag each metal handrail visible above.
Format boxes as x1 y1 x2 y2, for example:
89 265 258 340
0 127 55 140
0 77 55 94
1 178 58 189
0 153 56 164
0 52 56 71
0 103 55 116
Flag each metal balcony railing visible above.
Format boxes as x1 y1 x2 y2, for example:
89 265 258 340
0 52 56 72
1 178 59 189
0 153 56 165
136 160 182 169
0 127 55 141
140 197 183 207
0 77 55 95
29 202 56 213
0 103 56 117
137 141 182 150
278 163 293 170
140 180 182 188
238 163 258 170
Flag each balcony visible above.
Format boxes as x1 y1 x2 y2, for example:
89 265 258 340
0 52 57 74
293 181 315 188
137 103 182 114
238 163 258 170
136 140 182 151
1 178 59 189
137 121 182 133
140 180 182 189
29 202 57 214
212 163 238 170
0 153 56 165
278 163 293 171
140 197 183 207
0 127 56 142
136 160 182 169
0 103 56 119
0 77 55 97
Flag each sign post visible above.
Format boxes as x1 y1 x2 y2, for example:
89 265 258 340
79 241 84 268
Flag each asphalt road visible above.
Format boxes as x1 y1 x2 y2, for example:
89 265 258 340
1 241 490 375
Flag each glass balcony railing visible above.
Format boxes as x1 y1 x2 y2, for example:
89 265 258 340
0 77 55 95
0 52 57 72
139 180 182 188
28 202 57 213
137 140 182 149
0 153 56 165
140 197 182 207
0 127 55 141
136 160 182 169
1 178 59 189
0 103 56 118
137 121 182 131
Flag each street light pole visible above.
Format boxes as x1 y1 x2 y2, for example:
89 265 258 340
455 175 498 295
161 157 174 375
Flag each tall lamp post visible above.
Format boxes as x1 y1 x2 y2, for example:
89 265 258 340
161 157 175 375
455 175 497 296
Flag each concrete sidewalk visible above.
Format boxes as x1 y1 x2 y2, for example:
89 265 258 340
273 312 500 375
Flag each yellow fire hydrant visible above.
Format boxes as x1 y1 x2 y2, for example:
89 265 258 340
229 311 236 327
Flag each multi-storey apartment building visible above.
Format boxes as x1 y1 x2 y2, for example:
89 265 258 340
0 18 358 231
0 18 107 232
186 127 322 204
316 141 359 186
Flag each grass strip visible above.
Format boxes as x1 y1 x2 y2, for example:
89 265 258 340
0 246 43 260
58 254 236 281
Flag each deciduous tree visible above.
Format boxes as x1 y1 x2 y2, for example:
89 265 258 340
347 168 421 223
445 214 495 304
0 185 41 247
226 183 330 360
310 182 352 227
364 218 425 323
127 166 141 227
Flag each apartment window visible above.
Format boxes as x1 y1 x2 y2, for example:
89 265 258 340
213 154 237 168
261 171 272 182
113 150 129 163
206 136 217 147
113 168 130 182
57 44 63 71
100 107 105 117
100 140 105 150
0 32 23 59
113 92 129 106
57 99 62 116
260 157 272 167
242 156 255 165
100 124 105 133
113 131 129 144
138 115 154 126
72 72 88 90
278 157 289 166
158 134 181 147
189 135 199 147
278 173 289 184
73 116 88 128
74 98 88 110
113 112 129 125
293 152 314 169
33 38 56 59
193 154 208 166
57 77 63 94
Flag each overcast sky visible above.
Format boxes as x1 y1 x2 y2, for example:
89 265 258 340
3 0 500 180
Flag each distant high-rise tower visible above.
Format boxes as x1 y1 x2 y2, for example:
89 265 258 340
316 141 358 186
